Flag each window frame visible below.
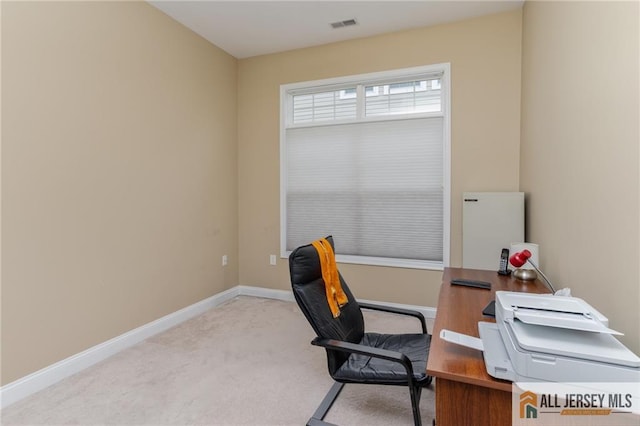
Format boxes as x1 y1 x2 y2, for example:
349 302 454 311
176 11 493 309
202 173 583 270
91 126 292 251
279 63 451 270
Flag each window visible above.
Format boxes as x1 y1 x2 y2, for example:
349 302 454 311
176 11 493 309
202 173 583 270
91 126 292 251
280 64 450 270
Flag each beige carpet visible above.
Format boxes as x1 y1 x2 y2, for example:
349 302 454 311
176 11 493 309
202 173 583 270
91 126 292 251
1 296 435 425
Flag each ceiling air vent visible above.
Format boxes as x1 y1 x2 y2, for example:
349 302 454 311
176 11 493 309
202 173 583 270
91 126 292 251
330 18 358 29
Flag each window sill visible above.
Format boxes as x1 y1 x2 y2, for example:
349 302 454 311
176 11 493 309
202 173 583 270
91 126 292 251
283 252 445 271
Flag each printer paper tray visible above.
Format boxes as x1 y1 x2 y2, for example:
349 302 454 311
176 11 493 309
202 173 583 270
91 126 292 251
478 322 516 381
496 291 622 334
514 308 622 335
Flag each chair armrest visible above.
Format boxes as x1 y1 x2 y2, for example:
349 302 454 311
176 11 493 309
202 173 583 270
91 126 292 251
358 302 428 334
311 337 415 381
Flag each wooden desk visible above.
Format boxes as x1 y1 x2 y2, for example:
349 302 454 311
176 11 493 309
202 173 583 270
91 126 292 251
426 267 549 426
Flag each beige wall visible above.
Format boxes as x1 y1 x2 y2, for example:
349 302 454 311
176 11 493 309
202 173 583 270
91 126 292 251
237 10 523 306
521 1 639 352
1 2 239 384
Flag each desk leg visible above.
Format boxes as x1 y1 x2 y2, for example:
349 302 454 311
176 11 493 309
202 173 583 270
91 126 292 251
435 379 511 426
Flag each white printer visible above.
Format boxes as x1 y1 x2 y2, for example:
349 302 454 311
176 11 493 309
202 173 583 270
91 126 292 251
441 291 640 383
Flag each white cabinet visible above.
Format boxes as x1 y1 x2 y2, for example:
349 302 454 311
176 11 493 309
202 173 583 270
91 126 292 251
462 192 524 270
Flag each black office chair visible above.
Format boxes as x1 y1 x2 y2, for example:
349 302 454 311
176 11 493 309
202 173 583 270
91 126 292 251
289 236 433 426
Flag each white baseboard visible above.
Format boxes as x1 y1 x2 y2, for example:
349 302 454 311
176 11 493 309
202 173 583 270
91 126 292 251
0 285 436 409
236 285 437 321
0 286 240 409
237 285 295 302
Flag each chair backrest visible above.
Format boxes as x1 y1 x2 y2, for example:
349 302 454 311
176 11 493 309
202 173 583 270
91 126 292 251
289 237 365 374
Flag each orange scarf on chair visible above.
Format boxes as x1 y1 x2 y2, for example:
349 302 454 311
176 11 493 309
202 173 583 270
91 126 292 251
311 238 348 318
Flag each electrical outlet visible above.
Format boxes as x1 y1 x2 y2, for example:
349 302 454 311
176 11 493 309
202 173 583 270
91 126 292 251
222 255 228 266
269 254 277 266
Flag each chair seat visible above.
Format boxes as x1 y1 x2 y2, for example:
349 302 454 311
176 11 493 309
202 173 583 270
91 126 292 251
333 332 431 385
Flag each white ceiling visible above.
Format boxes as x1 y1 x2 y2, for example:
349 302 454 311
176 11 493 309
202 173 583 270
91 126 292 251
149 1 524 59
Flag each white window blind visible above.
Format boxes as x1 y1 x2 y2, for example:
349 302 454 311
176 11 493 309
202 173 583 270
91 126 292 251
281 65 450 269
365 78 441 116
293 88 357 124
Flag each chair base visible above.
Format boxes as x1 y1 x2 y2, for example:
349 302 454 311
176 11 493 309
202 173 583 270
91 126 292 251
307 379 430 426
307 381 344 426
